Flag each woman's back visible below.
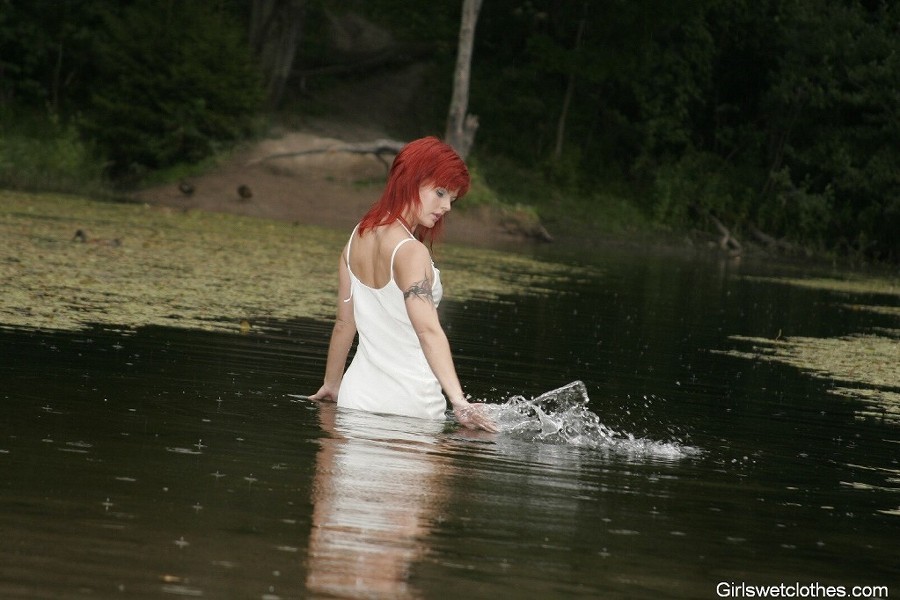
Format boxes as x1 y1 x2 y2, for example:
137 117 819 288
338 222 446 420
309 136 496 432
347 223 412 290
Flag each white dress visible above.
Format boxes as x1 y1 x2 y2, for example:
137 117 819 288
337 224 447 420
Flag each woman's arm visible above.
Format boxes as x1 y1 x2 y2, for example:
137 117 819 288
394 243 497 432
309 250 356 402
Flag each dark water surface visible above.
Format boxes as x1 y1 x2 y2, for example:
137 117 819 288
2 246 898 599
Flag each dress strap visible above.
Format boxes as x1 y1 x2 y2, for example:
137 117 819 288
342 224 360 303
397 219 416 239
346 224 360 267
389 237 416 282
390 220 417 282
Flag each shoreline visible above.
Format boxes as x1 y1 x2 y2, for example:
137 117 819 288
130 131 543 252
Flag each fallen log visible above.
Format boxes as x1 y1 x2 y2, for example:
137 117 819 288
748 224 797 253
248 139 405 169
709 214 743 254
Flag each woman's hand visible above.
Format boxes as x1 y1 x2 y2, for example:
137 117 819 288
309 383 339 402
453 401 499 433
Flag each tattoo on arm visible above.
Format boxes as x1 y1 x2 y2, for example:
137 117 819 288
403 273 434 305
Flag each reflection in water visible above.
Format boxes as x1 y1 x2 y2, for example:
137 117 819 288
307 403 448 598
303 382 699 598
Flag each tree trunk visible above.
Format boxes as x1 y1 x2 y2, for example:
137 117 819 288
553 3 587 160
444 0 483 159
249 0 307 109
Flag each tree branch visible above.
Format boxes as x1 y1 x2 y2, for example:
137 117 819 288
247 139 405 169
709 214 743 254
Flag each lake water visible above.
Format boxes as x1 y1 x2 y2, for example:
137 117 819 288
2 239 898 599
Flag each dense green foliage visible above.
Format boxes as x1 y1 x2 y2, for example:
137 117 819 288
83 1 263 179
1 0 261 182
464 0 899 260
1 0 897 261
0 1 107 191
0 113 107 194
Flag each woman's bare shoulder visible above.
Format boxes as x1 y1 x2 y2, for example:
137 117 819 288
393 238 432 277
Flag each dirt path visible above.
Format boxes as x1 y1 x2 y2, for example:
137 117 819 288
133 129 533 249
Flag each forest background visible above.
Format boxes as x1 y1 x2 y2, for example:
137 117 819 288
1 0 897 264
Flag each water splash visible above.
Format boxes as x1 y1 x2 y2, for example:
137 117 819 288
481 381 700 460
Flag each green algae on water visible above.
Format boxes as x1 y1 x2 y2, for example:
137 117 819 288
720 273 900 423
744 275 899 297
719 333 900 424
2 191 593 333
2 192 344 332
744 274 900 322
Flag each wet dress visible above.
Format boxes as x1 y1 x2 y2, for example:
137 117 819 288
336 224 448 420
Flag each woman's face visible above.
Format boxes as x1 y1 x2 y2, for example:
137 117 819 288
414 184 458 229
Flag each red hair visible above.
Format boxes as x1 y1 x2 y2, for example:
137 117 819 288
358 136 470 244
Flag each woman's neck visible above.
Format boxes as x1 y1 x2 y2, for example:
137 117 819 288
397 214 417 237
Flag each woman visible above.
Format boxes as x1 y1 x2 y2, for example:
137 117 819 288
309 137 497 432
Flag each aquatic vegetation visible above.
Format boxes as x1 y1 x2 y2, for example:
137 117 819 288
1 191 590 333
721 333 900 424
727 333 899 389
744 275 899 297
439 243 598 303
831 388 900 423
744 274 900 328
720 274 900 423
1 191 341 332
842 304 900 319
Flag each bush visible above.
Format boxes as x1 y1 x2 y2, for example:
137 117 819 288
651 151 754 230
80 1 263 180
756 167 833 253
0 113 107 194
